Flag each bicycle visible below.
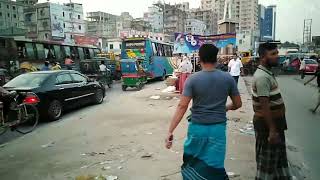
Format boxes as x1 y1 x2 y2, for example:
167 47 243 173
0 91 39 135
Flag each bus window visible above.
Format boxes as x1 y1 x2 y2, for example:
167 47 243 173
25 43 36 59
83 48 90 59
35 43 45 60
93 49 100 57
89 49 94 59
64 46 71 57
152 42 157 56
53 45 62 60
77 47 85 60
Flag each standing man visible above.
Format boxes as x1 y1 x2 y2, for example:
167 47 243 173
99 61 107 72
228 53 243 84
299 58 306 79
252 42 291 180
64 55 74 70
41 61 50 71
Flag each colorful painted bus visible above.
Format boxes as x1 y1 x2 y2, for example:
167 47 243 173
121 37 176 80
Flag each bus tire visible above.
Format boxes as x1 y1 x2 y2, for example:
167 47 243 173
161 70 166 81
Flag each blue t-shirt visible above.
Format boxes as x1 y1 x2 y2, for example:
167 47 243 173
183 70 239 124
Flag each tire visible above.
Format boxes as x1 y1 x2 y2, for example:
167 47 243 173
15 104 39 134
161 70 166 81
137 83 143 90
122 85 127 91
94 89 104 104
47 100 62 121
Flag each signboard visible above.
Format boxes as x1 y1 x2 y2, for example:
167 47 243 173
74 35 99 47
50 3 64 39
173 33 236 54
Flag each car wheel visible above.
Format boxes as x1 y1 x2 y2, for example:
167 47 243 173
161 70 166 81
94 89 104 104
122 85 127 91
47 100 62 121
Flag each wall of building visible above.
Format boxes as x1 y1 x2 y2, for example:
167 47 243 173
0 0 27 36
185 18 206 35
189 8 217 35
144 6 163 33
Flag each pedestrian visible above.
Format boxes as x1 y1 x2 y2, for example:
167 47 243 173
252 42 291 180
304 65 320 113
165 44 242 180
228 53 243 84
41 61 50 71
178 55 193 94
51 62 61 70
64 55 74 70
99 61 107 72
299 58 306 79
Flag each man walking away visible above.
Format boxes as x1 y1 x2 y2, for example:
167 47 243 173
65 55 74 70
252 42 291 180
299 58 306 79
99 61 107 72
228 53 243 84
304 65 320 113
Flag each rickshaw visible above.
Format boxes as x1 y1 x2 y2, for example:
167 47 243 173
80 58 113 88
120 59 147 91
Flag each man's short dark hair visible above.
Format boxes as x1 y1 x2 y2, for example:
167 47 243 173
101 61 105 65
199 44 219 64
258 42 277 57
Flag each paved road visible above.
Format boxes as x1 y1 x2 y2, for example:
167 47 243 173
276 76 320 179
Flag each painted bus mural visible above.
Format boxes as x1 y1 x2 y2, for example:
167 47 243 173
121 37 177 80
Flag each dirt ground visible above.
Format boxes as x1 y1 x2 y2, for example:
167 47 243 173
0 78 255 180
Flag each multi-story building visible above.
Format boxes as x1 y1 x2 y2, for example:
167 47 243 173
189 8 218 35
176 2 189 12
185 18 206 35
86 11 118 39
163 3 187 40
201 0 225 21
0 0 28 36
23 2 85 43
144 6 163 33
238 0 259 33
260 5 276 41
131 18 152 32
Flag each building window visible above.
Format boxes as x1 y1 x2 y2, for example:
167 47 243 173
45 33 48 39
63 12 65 17
15 23 18 27
0 12 2 17
78 15 80 19
7 13 10 18
40 10 44 16
13 14 16 18
63 23 65 28
78 25 81 30
12 6 15 10
7 5 9 9
69 13 72 19
0 3 1 8
70 35 73 39
119 44 122 49
43 21 48 28
110 44 114 50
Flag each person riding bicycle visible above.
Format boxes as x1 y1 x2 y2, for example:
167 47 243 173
0 87 17 118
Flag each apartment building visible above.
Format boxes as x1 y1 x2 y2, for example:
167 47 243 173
189 8 218 35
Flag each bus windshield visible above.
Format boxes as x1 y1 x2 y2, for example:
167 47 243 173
123 40 146 58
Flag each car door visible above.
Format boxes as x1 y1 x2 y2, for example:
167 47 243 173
69 72 94 103
55 73 78 106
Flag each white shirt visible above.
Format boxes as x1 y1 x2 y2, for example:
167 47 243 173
228 58 243 76
299 60 306 70
99 64 107 72
179 60 193 73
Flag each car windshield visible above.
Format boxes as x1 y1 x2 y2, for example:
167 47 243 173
304 59 317 64
4 73 50 88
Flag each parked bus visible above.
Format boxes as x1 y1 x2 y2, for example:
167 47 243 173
121 37 175 80
0 36 100 73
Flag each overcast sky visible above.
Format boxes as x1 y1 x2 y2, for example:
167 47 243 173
39 0 320 43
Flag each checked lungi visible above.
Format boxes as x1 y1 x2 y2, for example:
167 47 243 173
255 132 292 180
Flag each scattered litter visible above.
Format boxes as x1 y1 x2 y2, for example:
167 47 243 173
227 172 240 178
80 165 89 169
41 141 55 148
100 160 113 165
106 176 118 180
99 152 106 155
119 154 124 157
173 97 179 100
117 166 123 169
101 166 111 170
161 86 176 93
156 88 161 90
146 132 153 135
287 145 298 152
239 124 254 136
149 104 155 106
75 175 98 180
120 160 125 163
150 95 161 100
168 105 174 108
231 118 240 122
229 157 235 160
240 111 246 113
141 153 153 159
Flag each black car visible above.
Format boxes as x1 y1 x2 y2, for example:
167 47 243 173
3 70 106 121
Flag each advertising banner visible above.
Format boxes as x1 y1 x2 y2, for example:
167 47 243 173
173 33 236 54
74 35 99 47
50 3 64 39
